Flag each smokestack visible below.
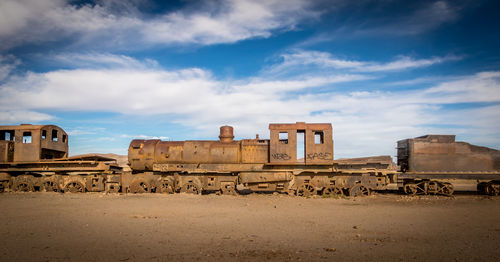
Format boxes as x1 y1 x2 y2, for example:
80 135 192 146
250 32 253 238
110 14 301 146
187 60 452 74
219 126 234 143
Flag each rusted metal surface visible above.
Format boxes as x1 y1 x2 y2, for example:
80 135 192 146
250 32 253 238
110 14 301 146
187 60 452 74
397 134 500 196
0 124 68 162
0 124 122 194
398 135 500 172
1 123 500 196
269 122 333 165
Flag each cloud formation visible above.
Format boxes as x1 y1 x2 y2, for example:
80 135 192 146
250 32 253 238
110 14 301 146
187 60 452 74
269 50 460 74
0 0 319 50
0 51 499 157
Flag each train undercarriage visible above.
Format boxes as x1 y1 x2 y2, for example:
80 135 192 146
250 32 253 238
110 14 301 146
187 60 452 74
2 169 499 197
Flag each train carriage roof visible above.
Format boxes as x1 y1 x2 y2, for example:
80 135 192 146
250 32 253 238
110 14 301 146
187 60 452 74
0 124 66 132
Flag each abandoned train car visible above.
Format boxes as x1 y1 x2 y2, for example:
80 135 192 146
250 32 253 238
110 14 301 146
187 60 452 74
0 122 499 196
397 135 500 195
126 122 395 196
0 124 121 193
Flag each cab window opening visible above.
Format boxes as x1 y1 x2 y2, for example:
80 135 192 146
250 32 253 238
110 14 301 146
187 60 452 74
314 131 324 144
297 130 305 162
279 132 288 144
52 130 58 142
42 130 47 139
1 130 15 141
23 132 32 143
62 134 67 143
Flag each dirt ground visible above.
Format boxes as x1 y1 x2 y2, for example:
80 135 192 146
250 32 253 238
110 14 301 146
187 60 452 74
0 192 499 262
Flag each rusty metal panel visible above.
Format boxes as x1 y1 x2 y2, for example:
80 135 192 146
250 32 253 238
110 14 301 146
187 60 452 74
209 142 239 163
0 141 13 162
239 172 292 184
154 141 184 164
128 139 160 171
13 128 41 162
241 139 269 163
399 135 500 172
183 141 211 163
269 128 297 164
304 126 333 164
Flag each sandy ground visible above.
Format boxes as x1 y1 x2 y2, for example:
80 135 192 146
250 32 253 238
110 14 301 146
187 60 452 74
0 192 499 262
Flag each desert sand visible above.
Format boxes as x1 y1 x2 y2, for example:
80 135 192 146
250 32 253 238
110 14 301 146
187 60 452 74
1 192 499 261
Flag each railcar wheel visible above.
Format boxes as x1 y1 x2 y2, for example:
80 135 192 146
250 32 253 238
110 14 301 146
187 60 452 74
220 183 238 196
440 183 454 196
106 183 120 193
296 184 316 197
130 180 150 194
14 182 34 192
64 182 85 193
427 181 440 195
43 181 60 192
180 182 201 195
403 183 418 195
0 181 8 193
156 181 174 194
349 184 370 197
322 186 344 197
487 183 499 196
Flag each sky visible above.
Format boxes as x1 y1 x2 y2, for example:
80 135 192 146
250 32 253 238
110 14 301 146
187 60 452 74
0 0 499 158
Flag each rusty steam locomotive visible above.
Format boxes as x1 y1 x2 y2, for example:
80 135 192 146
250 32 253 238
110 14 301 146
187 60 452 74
1 122 499 196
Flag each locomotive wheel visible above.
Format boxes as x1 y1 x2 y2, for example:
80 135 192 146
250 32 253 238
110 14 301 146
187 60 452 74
156 181 174 194
14 181 34 192
487 183 499 196
322 186 344 197
403 183 418 195
220 183 238 196
43 181 60 192
440 183 454 196
64 182 85 193
296 184 316 197
427 181 440 195
130 180 150 194
180 182 201 195
349 184 370 197
0 181 8 193
106 183 120 193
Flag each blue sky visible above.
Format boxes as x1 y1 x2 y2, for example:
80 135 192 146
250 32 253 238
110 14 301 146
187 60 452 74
0 0 499 158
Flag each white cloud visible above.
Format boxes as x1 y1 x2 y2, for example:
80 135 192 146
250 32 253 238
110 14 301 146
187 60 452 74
0 0 319 50
50 52 159 69
349 1 460 36
0 110 54 123
120 134 169 140
0 55 21 81
269 50 460 74
422 71 500 103
1 53 498 157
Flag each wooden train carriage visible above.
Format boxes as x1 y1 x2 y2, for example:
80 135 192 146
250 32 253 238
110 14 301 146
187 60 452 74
0 124 121 193
397 135 500 195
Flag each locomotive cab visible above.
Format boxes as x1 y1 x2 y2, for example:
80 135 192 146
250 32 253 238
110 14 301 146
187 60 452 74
269 122 333 165
0 124 68 163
